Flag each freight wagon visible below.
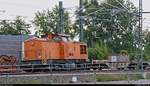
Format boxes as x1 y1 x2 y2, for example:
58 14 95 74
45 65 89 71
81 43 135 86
0 35 33 72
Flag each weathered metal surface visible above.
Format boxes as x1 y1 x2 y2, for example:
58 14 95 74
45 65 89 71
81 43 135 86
0 35 33 61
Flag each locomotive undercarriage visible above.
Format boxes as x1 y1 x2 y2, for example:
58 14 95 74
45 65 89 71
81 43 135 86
16 59 110 73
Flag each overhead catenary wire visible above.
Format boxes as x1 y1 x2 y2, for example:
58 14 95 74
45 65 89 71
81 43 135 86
98 0 120 9
69 0 123 19
115 0 129 11
74 0 139 20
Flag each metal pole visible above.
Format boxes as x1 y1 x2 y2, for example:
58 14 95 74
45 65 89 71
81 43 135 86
79 0 84 42
59 1 64 34
138 0 143 71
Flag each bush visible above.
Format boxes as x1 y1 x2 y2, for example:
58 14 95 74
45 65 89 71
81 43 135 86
120 50 128 55
143 43 150 61
96 74 128 82
96 74 144 82
88 42 112 60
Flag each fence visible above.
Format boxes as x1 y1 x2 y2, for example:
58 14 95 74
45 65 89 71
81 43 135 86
0 68 149 84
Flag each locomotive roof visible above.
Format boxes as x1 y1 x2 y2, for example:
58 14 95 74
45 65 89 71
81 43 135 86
24 37 47 42
56 33 70 37
25 34 70 42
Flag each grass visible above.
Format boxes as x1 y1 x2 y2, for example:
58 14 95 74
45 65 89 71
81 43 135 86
30 79 41 84
146 74 150 79
96 74 145 82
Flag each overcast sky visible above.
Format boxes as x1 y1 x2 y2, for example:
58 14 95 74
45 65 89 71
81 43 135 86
0 0 79 21
0 0 150 34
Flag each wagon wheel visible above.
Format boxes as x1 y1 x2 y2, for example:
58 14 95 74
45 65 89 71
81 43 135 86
3 56 11 65
0 55 9 65
10 56 18 72
0 57 4 65
7 56 12 65
0 57 5 69
9 56 14 65
0 58 5 65
4 56 9 65
9 56 17 65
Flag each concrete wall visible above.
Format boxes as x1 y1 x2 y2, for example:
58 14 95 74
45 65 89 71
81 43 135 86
0 72 149 84
0 74 95 84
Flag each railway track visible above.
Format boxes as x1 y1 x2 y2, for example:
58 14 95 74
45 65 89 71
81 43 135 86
0 69 149 76
0 62 149 76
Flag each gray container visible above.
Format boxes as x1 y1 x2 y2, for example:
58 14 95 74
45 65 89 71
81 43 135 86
0 35 34 63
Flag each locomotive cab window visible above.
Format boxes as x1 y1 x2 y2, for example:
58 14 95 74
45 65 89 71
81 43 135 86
80 45 87 54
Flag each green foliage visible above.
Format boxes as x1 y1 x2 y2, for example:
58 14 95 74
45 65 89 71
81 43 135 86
96 74 144 82
75 0 138 54
143 31 150 61
88 42 112 60
143 43 150 61
128 52 136 60
96 74 128 81
0 16 30 35
145 31 150 43
33 6 76 38
120 50 128 55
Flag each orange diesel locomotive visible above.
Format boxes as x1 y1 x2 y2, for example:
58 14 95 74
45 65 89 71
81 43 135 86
23 34 88 64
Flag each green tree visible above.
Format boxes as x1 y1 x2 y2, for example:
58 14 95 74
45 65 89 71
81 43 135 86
88 42 112 60
33 6 76 38
143 30 150 61
0 16 30 35
145 30 150 43
12 16 31 34
75 0 138 54
144 43 150 61
0 20 13 35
